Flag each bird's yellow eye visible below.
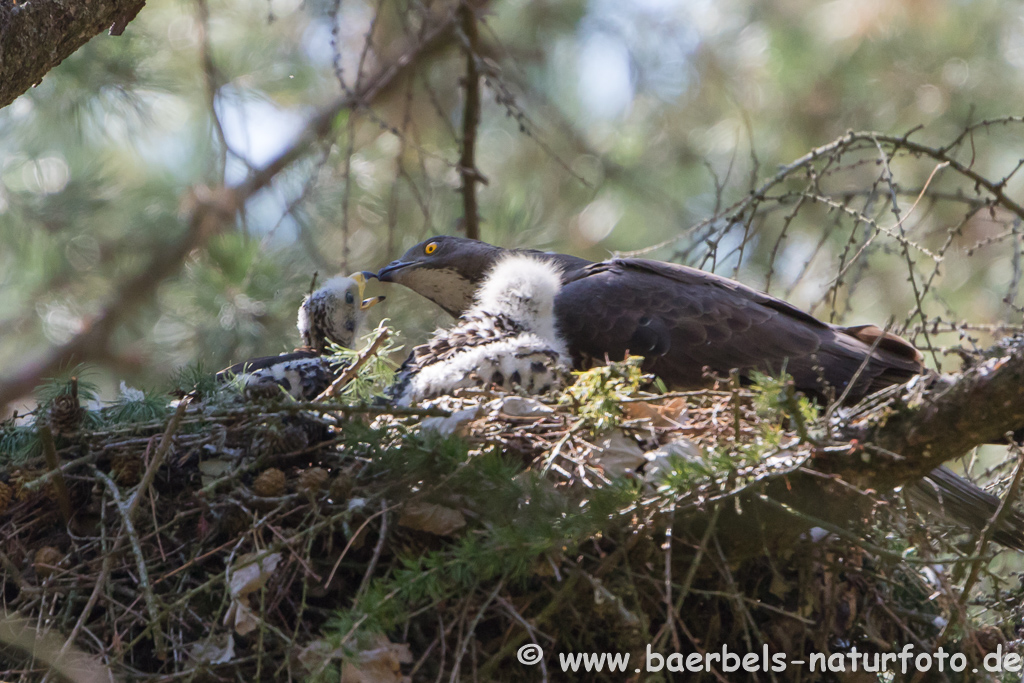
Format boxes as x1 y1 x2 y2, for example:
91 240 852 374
425 242 438 255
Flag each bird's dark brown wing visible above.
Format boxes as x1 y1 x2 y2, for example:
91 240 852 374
510 249 594 276
555 258 924 402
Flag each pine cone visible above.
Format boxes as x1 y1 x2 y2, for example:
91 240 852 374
111 452 142 486
0 480 11 515
250 422 283 458
298 467 329 494
49 393 84 436
10 469 32 502
34 546 63 579
252 468 286 497
329 472 354 501
280 425 309 453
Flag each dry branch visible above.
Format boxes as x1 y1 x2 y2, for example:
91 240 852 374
622 121 1024 260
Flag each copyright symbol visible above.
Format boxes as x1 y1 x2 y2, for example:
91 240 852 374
517 643 543 665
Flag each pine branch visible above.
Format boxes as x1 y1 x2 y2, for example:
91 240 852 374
315 327 392 401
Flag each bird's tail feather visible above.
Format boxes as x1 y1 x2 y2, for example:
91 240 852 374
909 465 1024 551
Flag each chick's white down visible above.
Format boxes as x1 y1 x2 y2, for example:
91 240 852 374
398 256 570 405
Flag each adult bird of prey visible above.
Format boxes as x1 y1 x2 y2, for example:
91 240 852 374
377 235 924 403
219 274 385 400
376 236 1024 549
391 255 570 406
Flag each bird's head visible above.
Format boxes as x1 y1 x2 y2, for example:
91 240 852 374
298 272 385 352
473 255 562 338
376 236 504 316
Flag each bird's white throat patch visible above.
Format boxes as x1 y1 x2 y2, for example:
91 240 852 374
398 267 476 316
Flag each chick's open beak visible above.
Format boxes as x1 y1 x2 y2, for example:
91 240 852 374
361 295 386 311
348 271 384 310
350 271 372 299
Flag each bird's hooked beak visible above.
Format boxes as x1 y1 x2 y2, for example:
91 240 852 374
350 271 386 311
377 259 411 283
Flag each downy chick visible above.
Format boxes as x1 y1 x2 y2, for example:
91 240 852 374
220 273 384 400
394 256 570 406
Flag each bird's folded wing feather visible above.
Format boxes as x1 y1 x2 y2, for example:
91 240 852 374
556 259 923 399
408 314 521 368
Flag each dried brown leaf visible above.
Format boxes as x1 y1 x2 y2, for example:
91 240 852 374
397 502 466 536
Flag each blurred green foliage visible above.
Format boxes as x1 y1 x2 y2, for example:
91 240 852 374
2 0 1024 409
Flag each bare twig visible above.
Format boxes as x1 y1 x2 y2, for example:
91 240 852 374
476 573 581 680
323 501 395 589
662 500 678 651
195 0 232 180
355 499 389 601
621 126 1024 259
871 135 939 363
94 467 166 656
448 578 503 682
127 398 189 520
55 542 115 661
37 426 72 524
653 502 721 652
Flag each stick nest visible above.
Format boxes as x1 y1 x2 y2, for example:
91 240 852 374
1 353 1022 682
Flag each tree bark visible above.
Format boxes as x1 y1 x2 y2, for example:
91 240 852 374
734 338 1024 555
839 337 1024 487
0 0 146 109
